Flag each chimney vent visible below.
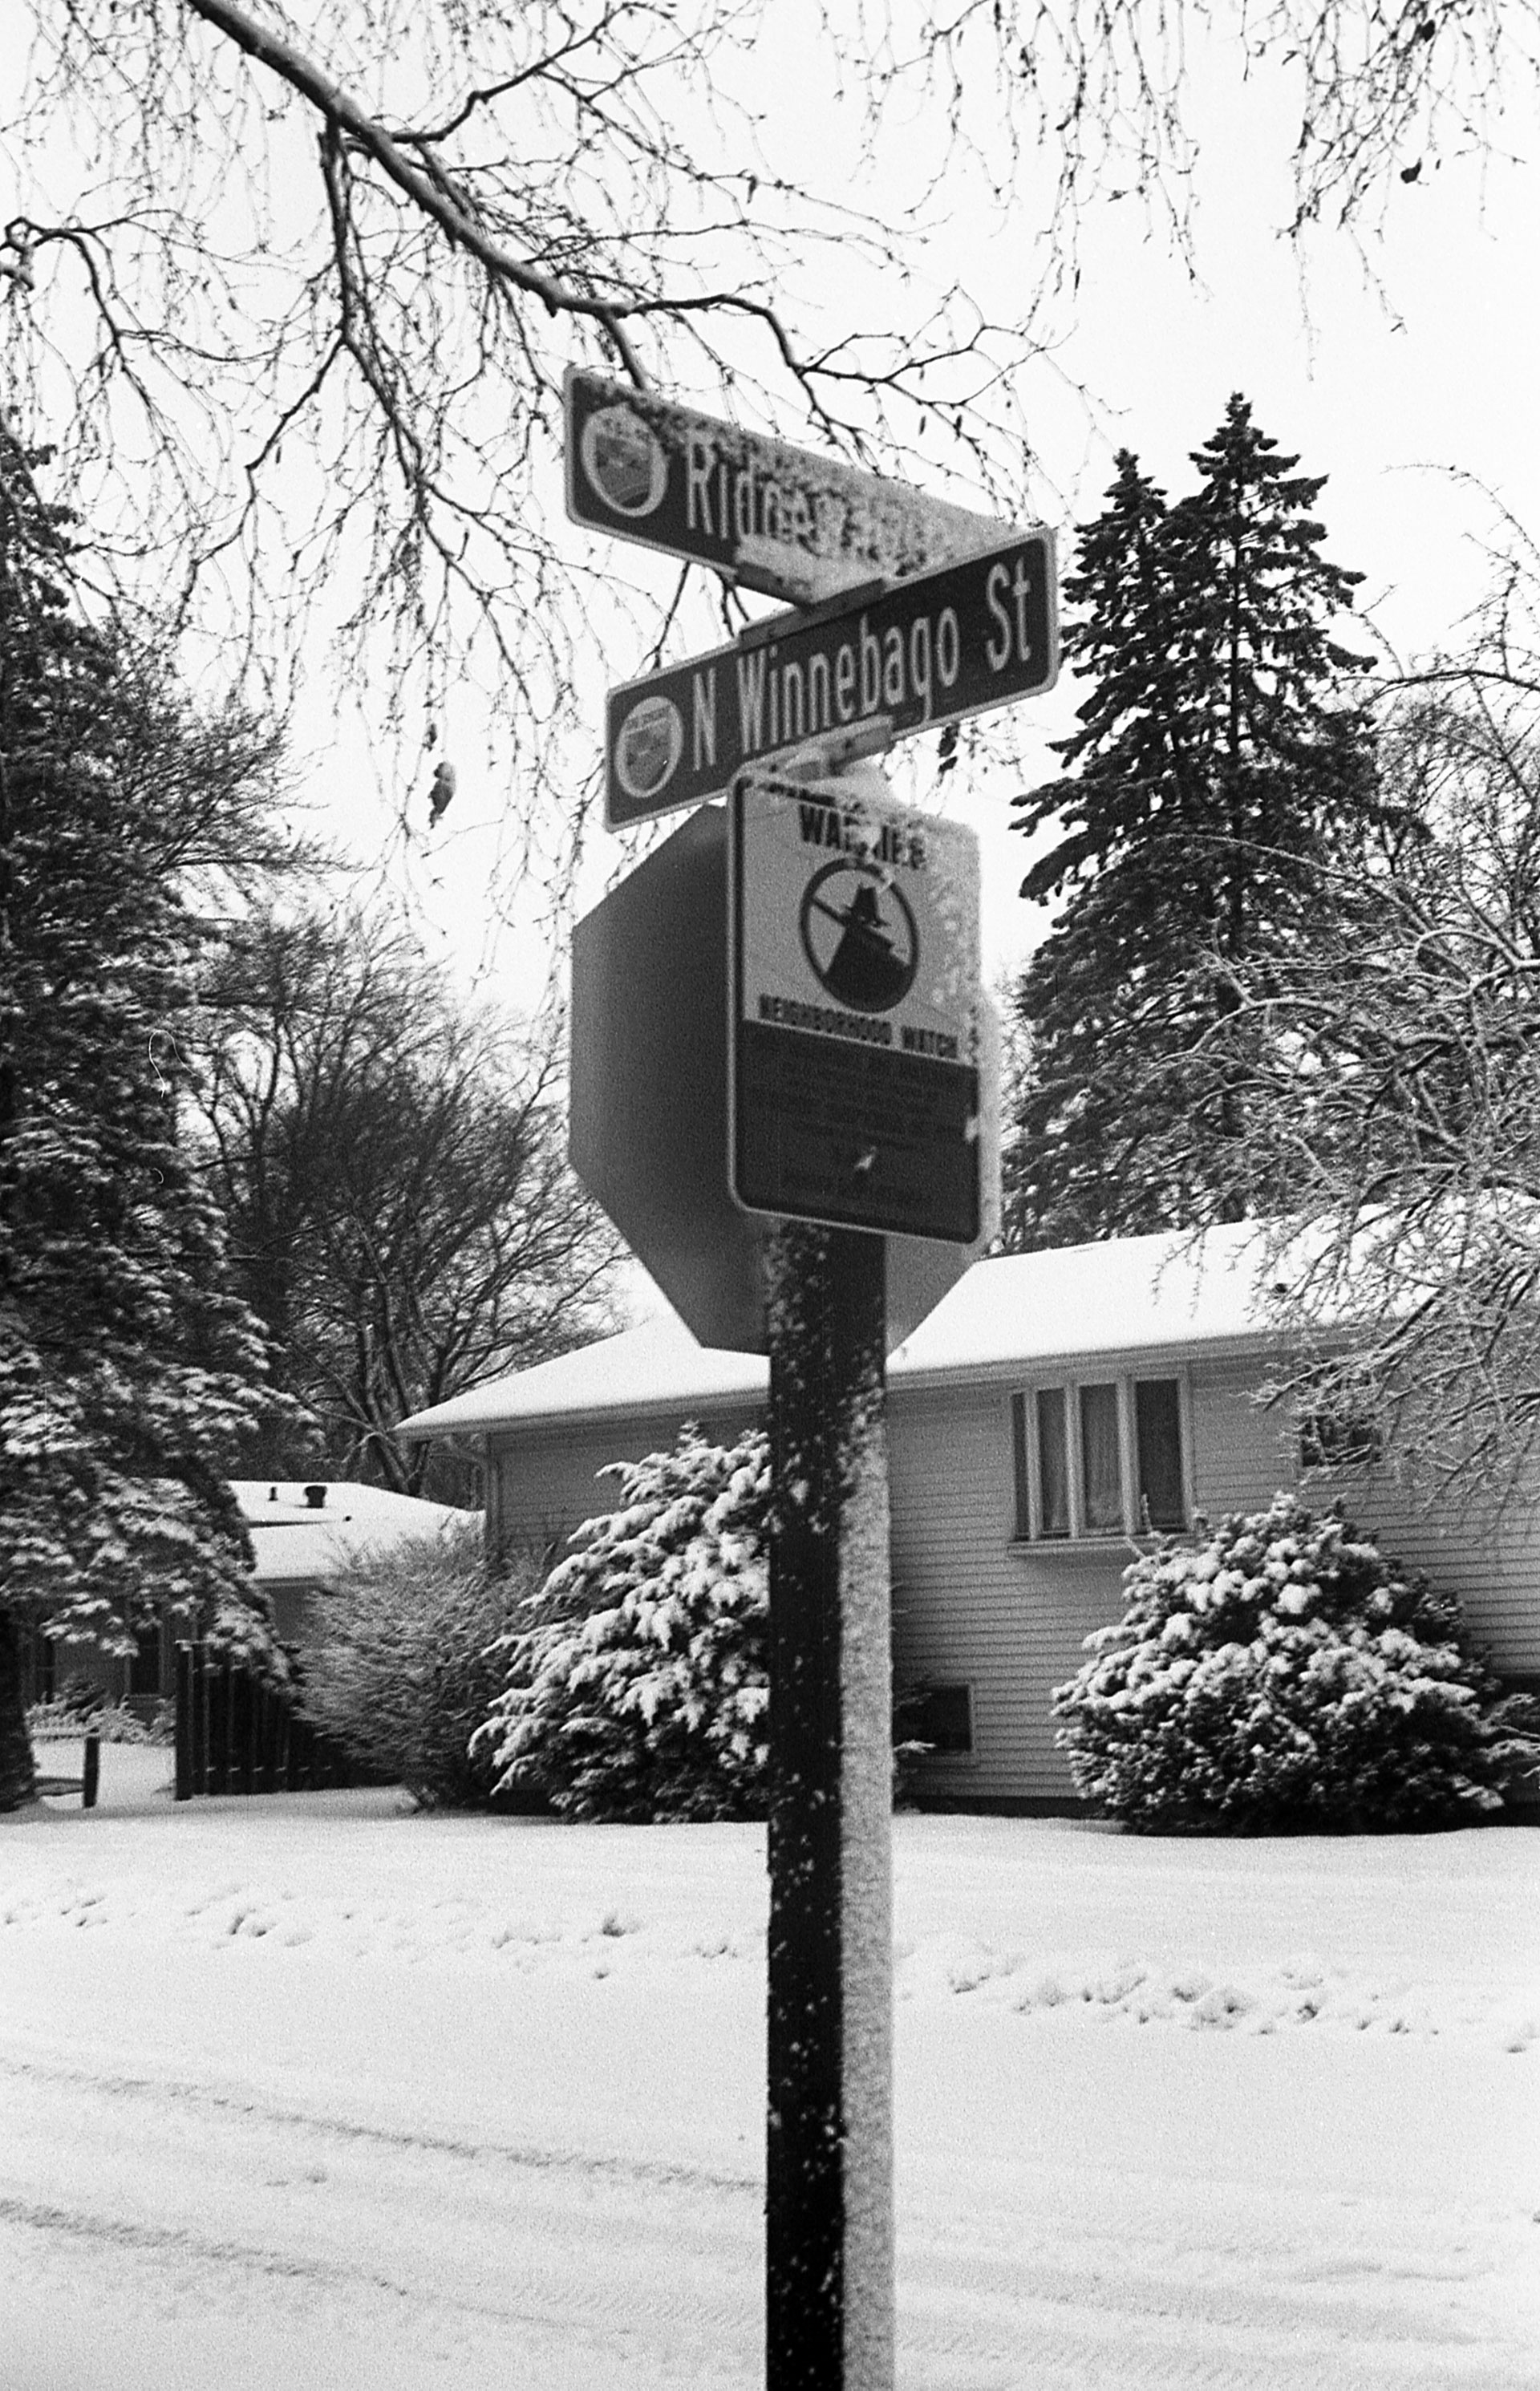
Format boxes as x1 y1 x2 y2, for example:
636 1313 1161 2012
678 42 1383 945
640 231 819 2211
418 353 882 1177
303 1484 326 1510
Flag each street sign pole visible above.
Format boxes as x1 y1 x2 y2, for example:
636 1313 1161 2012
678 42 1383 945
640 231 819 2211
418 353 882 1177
764 1215 892 2391
563 372 1044 2391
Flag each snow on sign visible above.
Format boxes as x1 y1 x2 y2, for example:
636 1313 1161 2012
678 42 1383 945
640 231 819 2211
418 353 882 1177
565 366 999 605
730 771 983 1242
605 525 1058 829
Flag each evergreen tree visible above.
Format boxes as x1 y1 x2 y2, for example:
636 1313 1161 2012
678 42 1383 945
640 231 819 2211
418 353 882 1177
1005 398 1382 1250
0 428 282 1806
475 1425 772 1823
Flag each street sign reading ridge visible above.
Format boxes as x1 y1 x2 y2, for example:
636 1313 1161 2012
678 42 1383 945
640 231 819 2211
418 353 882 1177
605 526 1058 829
566 366 1000 605
730 771 983 1243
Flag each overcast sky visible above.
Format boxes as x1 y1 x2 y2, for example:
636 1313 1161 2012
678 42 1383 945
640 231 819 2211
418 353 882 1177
291 10 1538 1007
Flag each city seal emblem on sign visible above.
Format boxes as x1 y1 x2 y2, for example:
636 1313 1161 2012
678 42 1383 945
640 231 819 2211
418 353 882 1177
613 692 685 804
580 401 668 518
799 861 918 1014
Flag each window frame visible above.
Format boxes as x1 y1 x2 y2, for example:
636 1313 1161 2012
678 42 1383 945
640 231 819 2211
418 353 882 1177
1011 1368 1194 1545
901 1680 976 1762
1299 1410 1383 1471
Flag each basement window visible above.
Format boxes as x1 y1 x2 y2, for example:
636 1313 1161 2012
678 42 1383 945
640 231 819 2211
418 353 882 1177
1011 1375 1190 1542
900 1683 974 1756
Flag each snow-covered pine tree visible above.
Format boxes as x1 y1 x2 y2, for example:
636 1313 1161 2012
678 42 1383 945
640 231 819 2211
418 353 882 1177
1004 399 1384 1251
0 430 282 1807
1052 1493 1540 1832
475 1424 772 1822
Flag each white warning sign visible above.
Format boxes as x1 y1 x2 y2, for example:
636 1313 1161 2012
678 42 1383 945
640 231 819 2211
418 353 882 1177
729 772 983 1242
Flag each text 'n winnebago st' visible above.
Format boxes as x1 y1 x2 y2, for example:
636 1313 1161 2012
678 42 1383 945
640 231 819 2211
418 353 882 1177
604 529 1058 831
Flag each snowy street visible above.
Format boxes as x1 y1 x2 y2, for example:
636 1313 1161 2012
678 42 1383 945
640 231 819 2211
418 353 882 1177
2 1747 1538 2389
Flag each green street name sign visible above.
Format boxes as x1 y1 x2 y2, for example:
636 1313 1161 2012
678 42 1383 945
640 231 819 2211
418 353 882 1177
566 367 1000 605
603 527 1058 829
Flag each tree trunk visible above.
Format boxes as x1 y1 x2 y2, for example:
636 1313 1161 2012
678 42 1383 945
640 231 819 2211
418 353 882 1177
0 1612 39 1809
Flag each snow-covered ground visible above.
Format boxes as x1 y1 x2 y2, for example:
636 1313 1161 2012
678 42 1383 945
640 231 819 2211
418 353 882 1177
2 1742 1538 2389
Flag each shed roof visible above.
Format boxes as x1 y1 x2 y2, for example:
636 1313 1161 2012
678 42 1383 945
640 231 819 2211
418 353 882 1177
399 1221 1290 1441
234 1481 477 1586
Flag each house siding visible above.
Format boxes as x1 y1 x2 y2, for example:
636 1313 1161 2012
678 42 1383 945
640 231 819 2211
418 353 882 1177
490 1402 764 1566
890 1381 1123 1798
476 1336 1540 1806
888 1351 1296 1800
1190 1349 1540 1673
889 1343 1540 1799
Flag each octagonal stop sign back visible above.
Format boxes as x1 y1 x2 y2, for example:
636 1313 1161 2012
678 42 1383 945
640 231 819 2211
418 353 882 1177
569 801 997 1356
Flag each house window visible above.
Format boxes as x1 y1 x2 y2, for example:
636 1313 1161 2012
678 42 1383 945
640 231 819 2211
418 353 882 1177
1079 1382 1122 1531
1012 1374 1189 1541
27 1624 57 1704
1299 1406 1383 1471
902 1683 974 1756
1134 1377 1186 1528
129 1624 163 1697
1296 1362 1383 1471
1037 1384 1070 1538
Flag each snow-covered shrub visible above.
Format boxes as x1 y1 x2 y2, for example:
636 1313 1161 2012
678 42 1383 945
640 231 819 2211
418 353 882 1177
475 1424 772 1822
1052 1492 1540 1834
300 1520 539 1808
26 1696 172 1745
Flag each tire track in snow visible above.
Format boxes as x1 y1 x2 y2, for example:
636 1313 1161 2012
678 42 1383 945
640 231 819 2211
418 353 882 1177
1 2058 763 2384
0 2189 724 2340
0 2047 757 2196
10 2049 1530 2391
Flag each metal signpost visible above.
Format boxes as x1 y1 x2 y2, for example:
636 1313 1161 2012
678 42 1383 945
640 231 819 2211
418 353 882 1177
565 373 1055 2391
761 1206 893 2389
734 765 982 2387
603 525 1056 828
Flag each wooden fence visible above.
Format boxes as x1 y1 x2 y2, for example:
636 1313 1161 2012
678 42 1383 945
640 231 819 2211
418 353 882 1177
174 1643 360 1800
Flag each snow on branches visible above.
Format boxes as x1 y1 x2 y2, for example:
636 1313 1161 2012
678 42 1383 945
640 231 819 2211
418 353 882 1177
1052 1493 1540 1833
475 1424 772 1822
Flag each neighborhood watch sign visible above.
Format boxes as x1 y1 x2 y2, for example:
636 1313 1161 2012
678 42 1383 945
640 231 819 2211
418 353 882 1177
602 527 1058 830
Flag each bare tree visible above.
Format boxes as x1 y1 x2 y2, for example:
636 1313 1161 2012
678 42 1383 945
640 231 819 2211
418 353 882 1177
4 2 1535 922
902 0 1539 246
1206 571 1540 1502
1 0 1046 918
195 906 622 1497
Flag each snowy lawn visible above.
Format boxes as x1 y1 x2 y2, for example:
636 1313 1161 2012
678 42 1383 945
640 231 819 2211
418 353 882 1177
2 1741 1538 2390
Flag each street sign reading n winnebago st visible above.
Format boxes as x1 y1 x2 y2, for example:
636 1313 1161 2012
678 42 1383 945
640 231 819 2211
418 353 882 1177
730 772 983 1243
605 526 1058 829
565 366 999 602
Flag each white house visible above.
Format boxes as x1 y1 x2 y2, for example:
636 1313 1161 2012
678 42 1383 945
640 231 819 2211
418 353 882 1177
28 1480 476 1712
234 1480 476 1648
399 1224 1540 1809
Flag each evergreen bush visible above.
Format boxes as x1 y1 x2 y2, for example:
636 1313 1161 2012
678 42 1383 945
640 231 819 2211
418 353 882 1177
26 1696 172 1746
475 1424 772 1822
1052 1492 1540 1833
299 1519 537 1808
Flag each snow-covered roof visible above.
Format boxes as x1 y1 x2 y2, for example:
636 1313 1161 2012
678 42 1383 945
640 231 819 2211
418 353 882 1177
234 1481 477 1585
396 1322 767 1438
398 1222 1289 1441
